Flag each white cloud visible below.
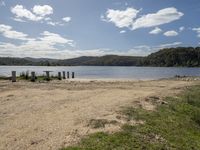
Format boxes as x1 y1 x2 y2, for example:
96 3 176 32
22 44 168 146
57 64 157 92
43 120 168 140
149 27 162 34
0 24 33 40
127 42 182 56
47 21 64 26
102 7 183 31
0 42 110 59
0 40 108 58
0 24 75 53
100 15 107 22
0 40 182 58
127 45 152 56
132 7 183 30
11 5 43 21
120 30 126 33
47 17 71 26
192 28 200 37
0 39 182 59
19 31 75 49
12 17 26 22
0 24 12 32
179 26 185 32
40 31 74 47
11 5 71 26
158 42 182 48
0 28 76 58
32 5 53 16
0 24 183 59
62 17 71 22
163 30 178 37
11 5 54 22
103 7 139 28
44 17 51 21
0 0 5 6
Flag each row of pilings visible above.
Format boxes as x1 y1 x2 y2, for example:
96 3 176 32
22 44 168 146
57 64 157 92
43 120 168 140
11 71 75 82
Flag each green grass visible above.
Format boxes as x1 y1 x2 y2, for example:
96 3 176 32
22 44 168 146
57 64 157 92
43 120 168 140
61 85 200 150
0 76 10 80
17 75 60 81
0 71 60 82
88 119 118 129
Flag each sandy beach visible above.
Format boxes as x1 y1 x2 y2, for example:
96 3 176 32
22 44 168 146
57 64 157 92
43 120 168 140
0 78 199 150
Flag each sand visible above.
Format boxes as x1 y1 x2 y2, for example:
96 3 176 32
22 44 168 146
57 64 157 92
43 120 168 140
0 78 199 150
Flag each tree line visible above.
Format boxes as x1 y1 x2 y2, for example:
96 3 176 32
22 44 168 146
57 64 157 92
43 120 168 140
0 47 200 67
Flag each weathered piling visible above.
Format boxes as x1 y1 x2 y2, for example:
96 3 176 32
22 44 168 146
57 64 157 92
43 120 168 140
44 71 51 81
67 71 70 79
46 72 50 81
12 71 16 82
25 71 29 80
31 71 36 82
72 72 75 79
63 71 66 79
58 72 62 80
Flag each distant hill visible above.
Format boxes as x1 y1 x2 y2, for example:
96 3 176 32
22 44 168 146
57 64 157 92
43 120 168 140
57 55 143 66
57 56 98 66
143 47 200 67
24 57 58 63
0 57 33 66
0 47 200 67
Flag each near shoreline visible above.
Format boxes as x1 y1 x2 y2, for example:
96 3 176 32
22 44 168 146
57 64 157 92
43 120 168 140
0 78 199 150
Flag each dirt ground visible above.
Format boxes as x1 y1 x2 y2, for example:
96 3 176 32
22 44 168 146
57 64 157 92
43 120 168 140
0 78 199 150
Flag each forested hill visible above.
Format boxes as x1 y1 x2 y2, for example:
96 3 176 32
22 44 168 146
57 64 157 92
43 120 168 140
0 47 200 67
143 47 200 67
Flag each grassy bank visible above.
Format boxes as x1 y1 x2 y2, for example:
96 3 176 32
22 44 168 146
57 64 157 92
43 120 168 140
0 75 60 81
61 85 200 150
17 75 59 81
0 76 10 80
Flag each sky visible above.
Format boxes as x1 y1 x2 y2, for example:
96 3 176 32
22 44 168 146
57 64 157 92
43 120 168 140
0 0 200 59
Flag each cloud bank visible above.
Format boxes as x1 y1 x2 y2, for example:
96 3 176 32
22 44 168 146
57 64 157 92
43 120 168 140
11 4 71 26
102 7 184 30
0 23 182 59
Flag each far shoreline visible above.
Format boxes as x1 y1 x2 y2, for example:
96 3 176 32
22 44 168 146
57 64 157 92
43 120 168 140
0 65 200 68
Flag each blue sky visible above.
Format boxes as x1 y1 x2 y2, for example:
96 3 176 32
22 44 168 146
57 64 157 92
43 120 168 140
0 0 200 58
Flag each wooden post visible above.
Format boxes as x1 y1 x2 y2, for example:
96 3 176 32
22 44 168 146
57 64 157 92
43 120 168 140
46 71 50 81
58 72 62 80
25 71 29 80
72 72 75 79
31 72 35 82
67 71 70 79
45 71 50 81
63 71 66 79
12 71 16 82
43 71 52 81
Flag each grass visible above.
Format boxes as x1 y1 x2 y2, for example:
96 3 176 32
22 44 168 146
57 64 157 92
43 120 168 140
61 85 200 150
17 75 60 81
0 71 61 82
88 119 118 129
0 76 10 80
13 71 60 81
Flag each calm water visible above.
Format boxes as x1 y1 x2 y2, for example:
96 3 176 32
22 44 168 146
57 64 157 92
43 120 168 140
0 66 200 80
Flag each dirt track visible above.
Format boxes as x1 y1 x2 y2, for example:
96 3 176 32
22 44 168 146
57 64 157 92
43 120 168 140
0 78 198 150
